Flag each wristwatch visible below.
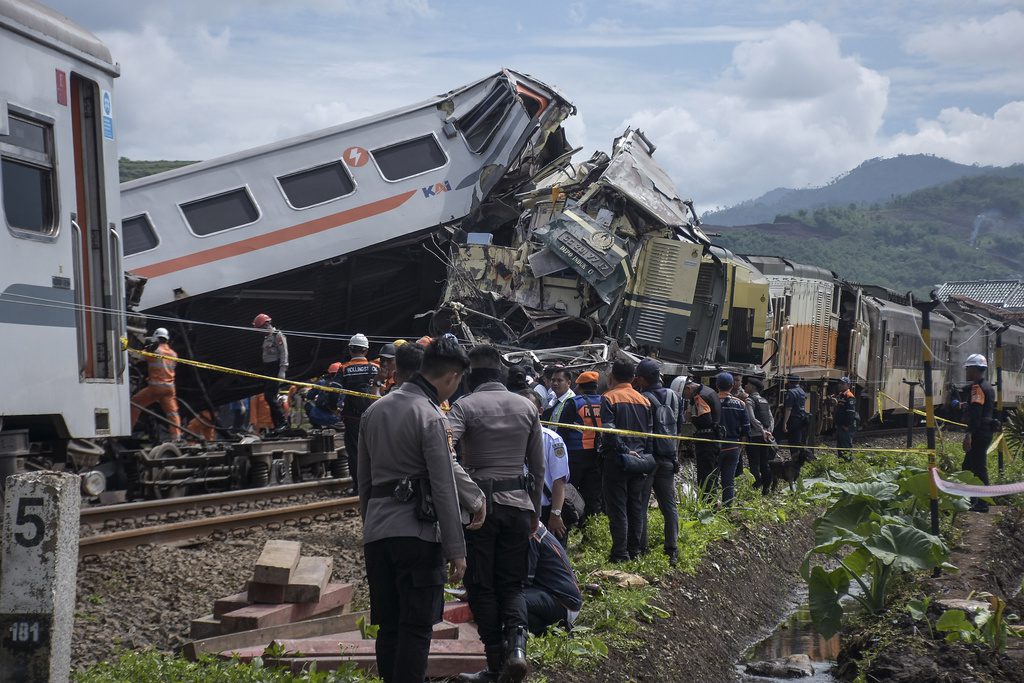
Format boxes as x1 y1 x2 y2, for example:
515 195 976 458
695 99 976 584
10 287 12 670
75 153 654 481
551 509 562 517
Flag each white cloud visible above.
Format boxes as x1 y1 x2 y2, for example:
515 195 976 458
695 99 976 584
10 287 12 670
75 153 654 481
888 102 1024 166
905 10 1024 65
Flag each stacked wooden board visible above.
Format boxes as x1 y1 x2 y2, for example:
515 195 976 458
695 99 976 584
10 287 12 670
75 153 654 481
184 539 485 678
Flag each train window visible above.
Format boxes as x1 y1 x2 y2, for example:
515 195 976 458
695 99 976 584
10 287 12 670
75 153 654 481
180 187 260 236
122 214 159 255
371 134 447 181
458 83 515 153
277 161 354 209
1 114 57 236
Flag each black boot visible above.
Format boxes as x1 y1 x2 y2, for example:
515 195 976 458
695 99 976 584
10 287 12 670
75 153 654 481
459 645 503 682
500 626 528 683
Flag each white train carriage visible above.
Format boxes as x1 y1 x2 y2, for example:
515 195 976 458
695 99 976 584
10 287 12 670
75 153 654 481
0 1 127 460
122 70 574 311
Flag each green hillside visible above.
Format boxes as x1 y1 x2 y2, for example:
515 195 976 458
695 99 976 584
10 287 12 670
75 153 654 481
711 173 1024 294
119 158 196 183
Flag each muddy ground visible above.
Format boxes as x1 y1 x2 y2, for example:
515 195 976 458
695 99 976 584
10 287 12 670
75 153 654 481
557 512 818 683
837 506 1024 683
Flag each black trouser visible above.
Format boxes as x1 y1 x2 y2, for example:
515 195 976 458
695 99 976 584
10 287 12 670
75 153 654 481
836 424 855 450
694 442 720 502
524 587 568 637
568 450 602 522
787 420 807 462
640 457 678 553
963 430 993 509
464 503 532 651
747 440 773 494
364 537 445 683
601 456 647 560
261 362 286 428
343 416 360 493
719 447 740 506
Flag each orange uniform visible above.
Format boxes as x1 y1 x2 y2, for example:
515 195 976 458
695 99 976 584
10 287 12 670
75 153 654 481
186 410 217 442
130 342 181 440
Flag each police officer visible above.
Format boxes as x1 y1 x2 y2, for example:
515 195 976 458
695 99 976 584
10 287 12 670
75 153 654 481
304 362 343 429
743 377 775 494
253 313 288 432
833 377 858 452
782 375 809 463
681 377 722 499
634 358 680 566
448 345 545 683
524 522 583 637
520 390 571 546
962 354 996 513
716 373 750 506
358 336 483 683
338 333 380 494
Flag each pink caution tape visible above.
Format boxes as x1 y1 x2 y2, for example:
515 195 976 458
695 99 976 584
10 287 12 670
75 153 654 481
930 467 1024 497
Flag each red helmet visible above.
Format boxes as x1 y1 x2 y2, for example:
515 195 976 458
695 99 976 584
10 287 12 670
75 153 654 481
327 362 342 374
252 313 272 328
416 335 433 348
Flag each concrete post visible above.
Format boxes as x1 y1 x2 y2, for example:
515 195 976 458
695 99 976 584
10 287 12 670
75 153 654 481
0 472 80 683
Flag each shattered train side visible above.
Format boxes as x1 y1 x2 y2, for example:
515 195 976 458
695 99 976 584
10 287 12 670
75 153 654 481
431 128 748 368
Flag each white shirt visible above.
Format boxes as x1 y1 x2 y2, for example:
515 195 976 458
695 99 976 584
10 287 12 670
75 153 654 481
534 383 556 408
540 426 570 507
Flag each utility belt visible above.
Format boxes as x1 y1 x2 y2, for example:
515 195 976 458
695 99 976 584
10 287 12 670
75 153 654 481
472 474 531 515
369 478 437 523
694 425 725 449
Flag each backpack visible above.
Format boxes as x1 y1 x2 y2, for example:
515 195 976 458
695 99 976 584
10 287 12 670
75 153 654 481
645 389 680 459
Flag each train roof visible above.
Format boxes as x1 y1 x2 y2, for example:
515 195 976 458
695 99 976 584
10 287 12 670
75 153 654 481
739 254 836 281
937 279 1024 312
0 0 117 75
121 69 568 192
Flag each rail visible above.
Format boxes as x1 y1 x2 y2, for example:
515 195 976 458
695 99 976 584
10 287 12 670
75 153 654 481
78 495 359 556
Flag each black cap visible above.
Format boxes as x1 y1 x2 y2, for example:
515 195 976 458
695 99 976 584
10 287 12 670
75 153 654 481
746 376 764 391
636 358 661 380
378 343 397 359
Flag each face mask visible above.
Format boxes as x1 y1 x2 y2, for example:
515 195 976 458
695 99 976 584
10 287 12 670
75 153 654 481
468 367 502 391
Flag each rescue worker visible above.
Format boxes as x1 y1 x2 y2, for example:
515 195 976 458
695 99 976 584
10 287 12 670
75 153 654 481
186 409 217 443
524 522 583 637
520 390 570 545
448 345 545 683
833 376 858 452
782 375 809 463
551 371 603 523
743 377 776 494
130 327 182 441
305 362 343 428
681 377 722 499
717 372 750 506
600 359 654 563
253 313 288 432
358 336 482 683
377 343 398 393
962 354 996 513
338 333 380 495
634 358 680 566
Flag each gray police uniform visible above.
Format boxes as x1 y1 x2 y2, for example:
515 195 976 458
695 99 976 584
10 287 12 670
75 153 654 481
358 378 482 682
447 382 545 668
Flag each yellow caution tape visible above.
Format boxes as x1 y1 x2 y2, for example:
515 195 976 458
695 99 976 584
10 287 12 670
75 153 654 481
877 391 966 428
128 349 381 401
876 393 884 424
130 348 923 454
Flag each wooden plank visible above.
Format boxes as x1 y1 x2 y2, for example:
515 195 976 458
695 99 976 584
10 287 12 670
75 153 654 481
246 581 288 604
189 614 222 640
266 637 485 657
442 601 474 624
213 591 250 617
432 621 460 640
253 539 302 585
284 556 333 603
220 583 354 632
184 611 370 660
266 654 485 677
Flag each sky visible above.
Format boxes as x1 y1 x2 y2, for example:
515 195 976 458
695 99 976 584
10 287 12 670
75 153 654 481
49 0 1024 210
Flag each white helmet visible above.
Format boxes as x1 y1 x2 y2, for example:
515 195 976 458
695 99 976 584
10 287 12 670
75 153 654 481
349 333 369 349
965 353 987 368
153 327 170 341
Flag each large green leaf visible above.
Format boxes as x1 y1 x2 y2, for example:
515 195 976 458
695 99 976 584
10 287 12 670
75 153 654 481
813 480 900 502
862 524 948 572
814 498 878 545
808 565 850 639
900 471 971 513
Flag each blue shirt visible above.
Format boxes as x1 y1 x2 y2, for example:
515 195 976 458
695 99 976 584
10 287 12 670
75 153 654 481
718 391 750 453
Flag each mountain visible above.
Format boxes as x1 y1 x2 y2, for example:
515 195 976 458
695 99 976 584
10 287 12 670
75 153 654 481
710 172 1024 295
704 155 1024 226
119 158 196 183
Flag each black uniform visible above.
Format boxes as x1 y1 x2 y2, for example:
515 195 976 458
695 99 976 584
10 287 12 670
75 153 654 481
834 388 857 450
689 384 722 498
784 384 808 462
964 378 996 511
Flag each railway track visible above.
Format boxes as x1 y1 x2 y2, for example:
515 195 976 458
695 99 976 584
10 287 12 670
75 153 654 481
78 480 359 556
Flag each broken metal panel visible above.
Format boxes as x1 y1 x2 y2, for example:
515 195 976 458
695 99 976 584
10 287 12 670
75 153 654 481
598 129 711 244
534 209 628 304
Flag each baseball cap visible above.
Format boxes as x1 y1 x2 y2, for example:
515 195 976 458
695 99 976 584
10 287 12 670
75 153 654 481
576 371 600 385
636 358 661 380
378 343 397 359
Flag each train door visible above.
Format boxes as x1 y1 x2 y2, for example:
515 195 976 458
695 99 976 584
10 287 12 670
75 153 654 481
70 73 119 381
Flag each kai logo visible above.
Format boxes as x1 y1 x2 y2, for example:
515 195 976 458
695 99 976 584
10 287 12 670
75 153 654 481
422 180 452 198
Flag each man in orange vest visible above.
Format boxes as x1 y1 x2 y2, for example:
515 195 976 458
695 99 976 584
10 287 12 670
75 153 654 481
338 333 380 494
130 328 181 441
